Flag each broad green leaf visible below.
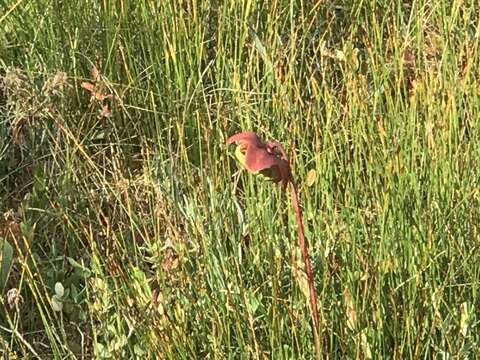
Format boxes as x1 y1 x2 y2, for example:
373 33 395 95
55 282 64 297
51 295 63 312
0 238 14 294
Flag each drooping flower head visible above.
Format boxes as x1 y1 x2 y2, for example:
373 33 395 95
226 131 320 354
227 131 291 187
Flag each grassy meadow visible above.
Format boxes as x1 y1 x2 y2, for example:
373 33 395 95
1 0 480 358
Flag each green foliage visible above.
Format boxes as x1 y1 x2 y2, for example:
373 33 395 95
0 238 13 293
1 0 480 358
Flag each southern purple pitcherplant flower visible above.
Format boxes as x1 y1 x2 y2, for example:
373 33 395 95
227 131 321 357
227 131 291 187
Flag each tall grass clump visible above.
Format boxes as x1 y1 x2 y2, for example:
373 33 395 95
1 0 479 358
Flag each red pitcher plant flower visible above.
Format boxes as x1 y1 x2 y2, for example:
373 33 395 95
226 131 291 187
227 131 321 357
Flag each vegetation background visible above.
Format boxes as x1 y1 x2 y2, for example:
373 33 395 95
1 0 479 358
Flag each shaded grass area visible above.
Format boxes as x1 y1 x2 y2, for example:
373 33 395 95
1 0 479 358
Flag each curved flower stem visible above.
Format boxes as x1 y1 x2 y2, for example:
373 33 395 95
289 180 321 358
226 131 320 355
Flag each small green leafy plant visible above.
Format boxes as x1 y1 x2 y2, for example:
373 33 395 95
227 131 321 357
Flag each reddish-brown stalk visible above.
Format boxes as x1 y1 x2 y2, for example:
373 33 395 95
289 180 321 357
227 132 321 357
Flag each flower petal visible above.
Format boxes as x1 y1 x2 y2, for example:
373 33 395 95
226 131 262 147
244 146 280 173
227 131 292 186
234 144 248 169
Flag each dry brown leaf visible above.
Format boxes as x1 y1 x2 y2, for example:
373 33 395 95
344 288 357 331
91 65 101 82
162 248 179 272
81 81 113 101
98 104 112 119
80 81 95 92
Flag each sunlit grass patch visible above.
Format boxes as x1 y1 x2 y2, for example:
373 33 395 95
1 0 479 358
